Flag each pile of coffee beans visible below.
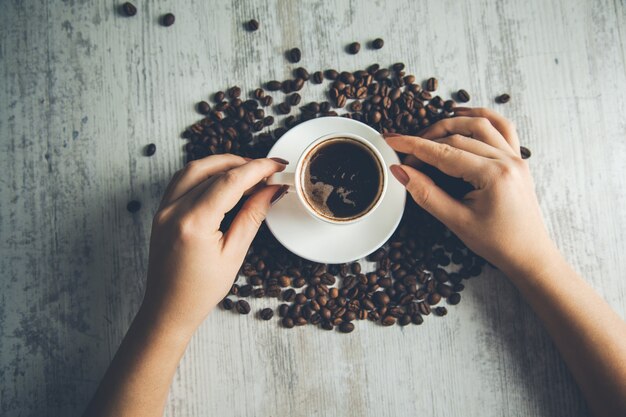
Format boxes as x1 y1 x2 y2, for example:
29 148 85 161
181 61 524 332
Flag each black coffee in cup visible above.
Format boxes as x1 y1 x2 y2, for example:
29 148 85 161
301 137 384 221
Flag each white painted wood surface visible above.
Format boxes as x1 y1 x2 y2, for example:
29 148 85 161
1 0 625 416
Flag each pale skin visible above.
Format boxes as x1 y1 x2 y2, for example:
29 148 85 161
83 109 626 417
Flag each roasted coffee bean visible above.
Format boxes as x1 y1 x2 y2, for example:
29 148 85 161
339 322 355 333
220 298 234 310
121 2 137 16
381 315 396 326
126 200 141 213
371 38 384 49
239 284 253 297
312 71 324 84
287 47 302 63
374 69 390 81
448 293 461 305
253 288 265 298
236 300 251 314
426 77 438 91
246 19 259 31
411 313 424 325
197 101 211 114
161 13 175 26
288 93 301 106
348 42 361 54
457 89 470 102
399 315 411 326
324 69 339 80
144 143 156 156
294 317 307 326
295 293 307 304
278 304 289 317
282 317 295 328
266 80 282 91
277 102 291 114
496 93 511 103
373 291 390 307
282 288 296 302
261 95 273 106
520 146 531 159
228 86 241 99
434 306 448 316
259 308 273 320
294 67 310 81
436 283 453 298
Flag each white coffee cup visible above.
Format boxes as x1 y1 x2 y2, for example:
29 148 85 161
267 132 388 225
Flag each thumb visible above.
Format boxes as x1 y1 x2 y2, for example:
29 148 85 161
221 184 288 257
390 164 470 229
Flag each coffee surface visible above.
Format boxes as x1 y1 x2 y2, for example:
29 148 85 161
302 138 382 220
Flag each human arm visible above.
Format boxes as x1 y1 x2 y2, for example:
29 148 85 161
384 108 626 417
82 155 289 417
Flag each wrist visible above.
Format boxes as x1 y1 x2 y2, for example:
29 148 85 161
134 301 198 349
498 239 565 286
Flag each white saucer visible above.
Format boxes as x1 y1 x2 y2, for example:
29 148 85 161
266 117 406 264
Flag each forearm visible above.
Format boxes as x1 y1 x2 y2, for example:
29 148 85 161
83 305 193 417
504 249 626 417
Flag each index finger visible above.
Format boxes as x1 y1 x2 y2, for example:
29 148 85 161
194 158 288 223
453 107 521 154
384 134 488 187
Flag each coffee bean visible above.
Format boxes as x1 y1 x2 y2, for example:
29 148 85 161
496 93 511 103
282 317 295 328
220 298 234 310
287 48 302 63
399 315 411 326
373 291 390 307
371 38 384 49
121 2 137 16
266 80 282 91
236 300 251 314
246 19 259 31
228 86 241 99
448 293 461 305
348 42 361 54
457 89 470 103
374 69 390 81
426 77 438 91
434 306 448 316
381 315 396 326
294 67 310 81
161 13 175 26
259 308 273 320
288 93 301 106
392 62 405 72
277 102 291 115
312 71 324 84
261 95 273 106
144 143 156 156
520 146 531 159
126 200 141 213
339 322 355 333
197 101 211 114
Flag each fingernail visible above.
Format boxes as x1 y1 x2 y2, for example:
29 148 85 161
271 185 289 205
382 132 403 138
270 157 289 165
389 165 410 186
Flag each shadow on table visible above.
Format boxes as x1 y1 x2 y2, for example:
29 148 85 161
466 268 590 416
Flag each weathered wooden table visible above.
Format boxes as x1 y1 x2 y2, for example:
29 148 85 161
1 1 625 416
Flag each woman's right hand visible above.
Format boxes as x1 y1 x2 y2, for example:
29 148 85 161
384 108 558 277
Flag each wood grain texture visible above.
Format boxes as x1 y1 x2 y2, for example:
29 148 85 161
1 0 625 416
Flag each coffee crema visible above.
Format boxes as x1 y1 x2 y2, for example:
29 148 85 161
301 137 383 221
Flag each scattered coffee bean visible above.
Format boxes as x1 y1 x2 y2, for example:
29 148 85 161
161 13 175 27
426 77 438 91
457 89 470 103
448 293 461 305
434 306 448 316
287 48 301 63
259 308 273 320
126 200 141 213
144 143 156 157
277 102 291 114
496 93 511 103
121 2 137 16
520 146 531 159
348 42 360 54
266 80 282 91
236 300 251 314
197 100 211 114
312 71 324 84
339 322 355 333
246 19 259 31
220 298 234 310
371 38 384 49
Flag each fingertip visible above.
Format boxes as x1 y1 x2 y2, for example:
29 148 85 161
389 164 410 186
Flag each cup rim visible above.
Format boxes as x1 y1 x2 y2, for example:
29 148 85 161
293 132 388 225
